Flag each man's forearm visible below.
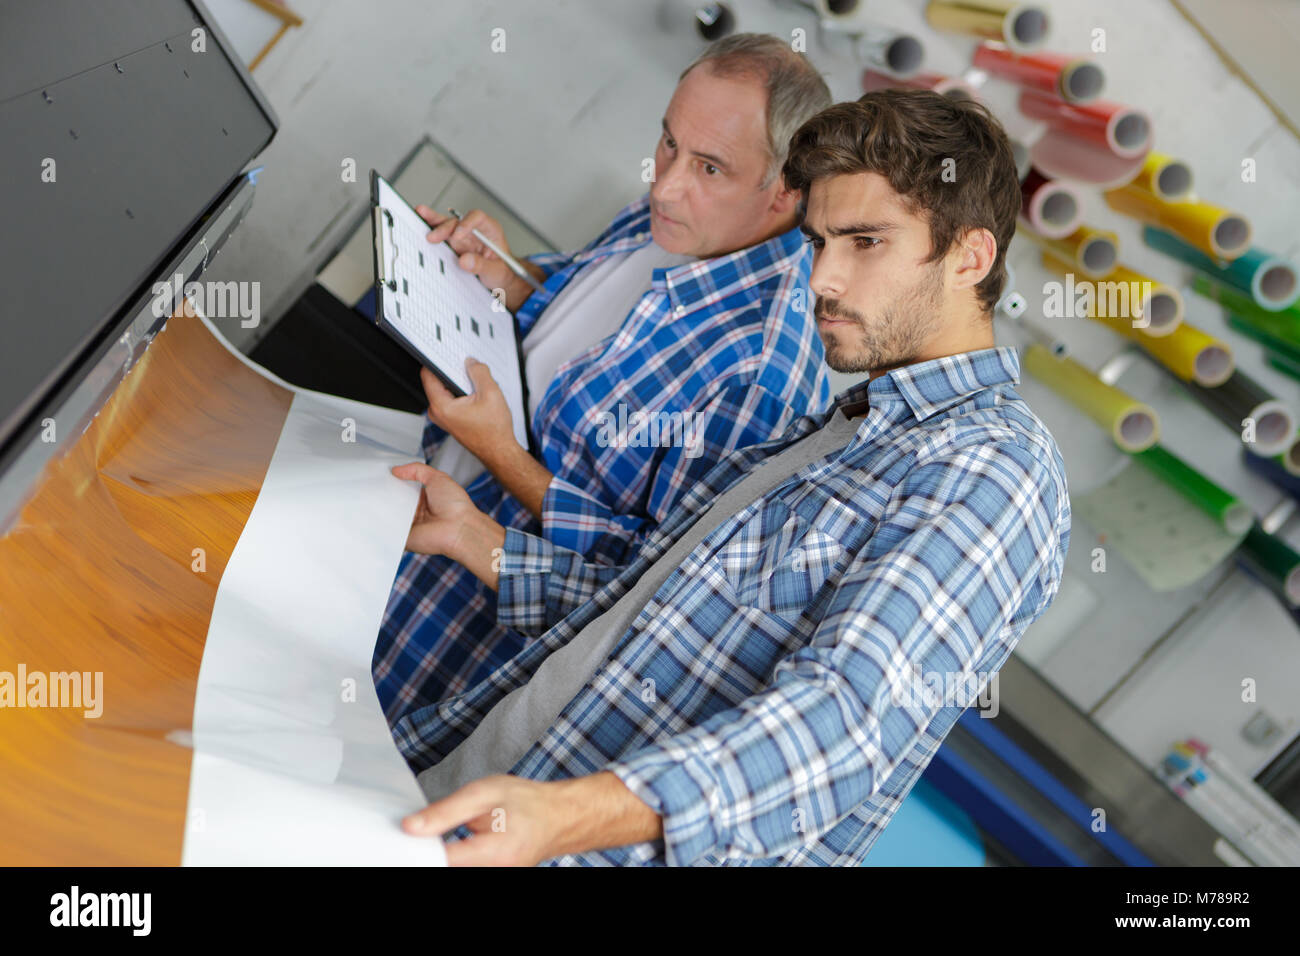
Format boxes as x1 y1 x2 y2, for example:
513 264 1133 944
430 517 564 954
448 510 507 592
502 260 547 313
481 442 554 519
546 771 662 859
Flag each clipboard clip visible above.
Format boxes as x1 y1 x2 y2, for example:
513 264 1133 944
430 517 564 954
374 206 397 292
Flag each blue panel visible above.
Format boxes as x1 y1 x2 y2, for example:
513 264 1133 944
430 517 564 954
957 712 1154 866
862 779 986 866
925 742 1089 866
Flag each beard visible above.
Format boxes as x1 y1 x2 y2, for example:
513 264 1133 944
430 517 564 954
815 260 946 374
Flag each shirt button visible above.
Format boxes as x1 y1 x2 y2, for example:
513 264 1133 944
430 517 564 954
674 305 685 316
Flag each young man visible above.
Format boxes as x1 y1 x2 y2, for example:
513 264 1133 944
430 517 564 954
391 90 1071 865
373 34 833 726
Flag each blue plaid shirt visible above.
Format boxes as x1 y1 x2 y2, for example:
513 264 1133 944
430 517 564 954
374 193 830 721
394 346 1071 865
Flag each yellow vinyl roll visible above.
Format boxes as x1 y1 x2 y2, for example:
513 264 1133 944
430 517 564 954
1040 251 1233 384
1022 224 1118 277
1023 343 1159 451
1137 321 1234 385
1039 251 1182 335
1129 152 1193 201
1103 185 1252 260
925 0 1018 39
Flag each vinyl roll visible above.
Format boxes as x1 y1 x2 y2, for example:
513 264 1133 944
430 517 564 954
1157 236 1300 311
972 42 1104 102
1104 186 1252 261
1026 224 1118 277
1238 523 1300 606
1130 152 1194 202
1242 447 1300 497
796 0 861 20
1185 370 1295 455
924 0 1050 52
1040 251 1183 335
1099 263 1183 334
1281 434 1300 477
1019 89 1150 156
1130 320 1233 386
1229 317 1300 372
849 27 925 77
861 68 978 100
657 0 737 40
1042 249 1232 384
1020 168 1083 239
1021 89 1151 187
1132 445 1253 534
1266 351 1300 385
1195 276 1300 344
1023 343 1159 451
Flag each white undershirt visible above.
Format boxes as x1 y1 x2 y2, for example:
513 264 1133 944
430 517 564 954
430 239 694 486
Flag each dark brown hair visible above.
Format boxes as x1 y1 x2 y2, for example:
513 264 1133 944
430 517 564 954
782 89 1020 314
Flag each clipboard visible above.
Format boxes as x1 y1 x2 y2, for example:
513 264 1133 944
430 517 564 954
369 170 534 453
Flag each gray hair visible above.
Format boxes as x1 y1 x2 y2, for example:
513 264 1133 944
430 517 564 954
680 33 832 190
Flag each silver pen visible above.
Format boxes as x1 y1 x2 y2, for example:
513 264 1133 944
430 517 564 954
446 207 546 293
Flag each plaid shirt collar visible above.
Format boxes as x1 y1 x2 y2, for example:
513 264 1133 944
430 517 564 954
562 194 808 320
830 345 1022 426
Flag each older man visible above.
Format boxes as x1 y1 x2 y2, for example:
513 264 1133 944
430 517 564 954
373 34 834 728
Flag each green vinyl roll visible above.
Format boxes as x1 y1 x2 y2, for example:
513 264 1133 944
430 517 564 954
1228 315 1300 366
1268 352 1300 383
1132 444 1252 534
1195 275 1300 343
1239 523 1300 605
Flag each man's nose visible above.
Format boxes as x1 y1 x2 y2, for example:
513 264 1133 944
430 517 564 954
652 152 687 202
809 248 847 300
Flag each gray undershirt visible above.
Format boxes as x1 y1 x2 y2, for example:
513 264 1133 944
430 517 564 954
417 405 864 801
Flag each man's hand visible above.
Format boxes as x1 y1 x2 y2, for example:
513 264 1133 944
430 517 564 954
390 461 506 589
415 205 544 313
418 362 557 520
402 772 662 866
420 361 518 462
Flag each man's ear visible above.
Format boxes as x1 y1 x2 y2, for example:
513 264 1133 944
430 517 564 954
950 227 996 293
770 177 802 217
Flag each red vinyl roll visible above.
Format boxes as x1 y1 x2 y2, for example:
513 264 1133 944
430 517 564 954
973 42 1104 102
1018 88 1149 155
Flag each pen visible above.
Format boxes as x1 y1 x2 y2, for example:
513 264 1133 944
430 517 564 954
446 207 546 293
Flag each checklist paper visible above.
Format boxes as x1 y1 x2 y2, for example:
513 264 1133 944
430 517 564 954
372 174 531 450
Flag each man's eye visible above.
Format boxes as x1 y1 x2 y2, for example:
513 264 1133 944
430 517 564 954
703 163 718 175
663 135 676 150
854 237 880 250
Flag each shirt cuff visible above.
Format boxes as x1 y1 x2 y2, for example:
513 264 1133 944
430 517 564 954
605 750 728 867
524 251 569 281
496 526 558 636
540 476 610 550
